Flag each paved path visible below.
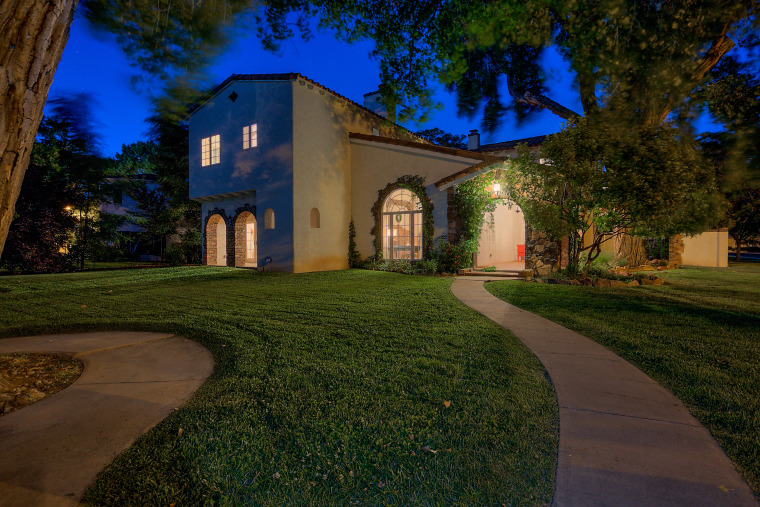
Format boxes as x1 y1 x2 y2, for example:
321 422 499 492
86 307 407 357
0 332 214 507
451 278 758 507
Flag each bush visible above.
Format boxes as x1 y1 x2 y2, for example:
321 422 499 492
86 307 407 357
163 245 185 266
418 259 438 275
645 237 669 261
437 239 477 273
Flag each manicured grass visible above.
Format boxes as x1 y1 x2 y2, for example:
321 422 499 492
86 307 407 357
486 263 760 496
0 268 558 505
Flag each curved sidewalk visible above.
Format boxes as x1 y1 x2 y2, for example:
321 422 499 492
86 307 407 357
0 332 214 507
451 278 757 507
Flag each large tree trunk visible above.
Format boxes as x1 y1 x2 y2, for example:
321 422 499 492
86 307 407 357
615 233 648 267
0 0 78 258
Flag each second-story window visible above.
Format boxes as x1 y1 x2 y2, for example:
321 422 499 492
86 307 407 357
243 124 258 149
202 134 221 166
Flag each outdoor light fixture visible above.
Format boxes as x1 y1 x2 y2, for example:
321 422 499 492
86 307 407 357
493 183 501 193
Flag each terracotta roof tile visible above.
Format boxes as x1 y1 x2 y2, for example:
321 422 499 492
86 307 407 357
475 135 547 152
348 133 489 160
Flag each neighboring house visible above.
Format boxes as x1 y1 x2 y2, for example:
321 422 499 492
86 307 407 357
187 73 727 273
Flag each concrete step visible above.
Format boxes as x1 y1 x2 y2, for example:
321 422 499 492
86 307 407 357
459 270 524 278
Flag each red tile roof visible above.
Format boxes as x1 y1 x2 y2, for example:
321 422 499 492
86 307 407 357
475 135 547 153
349 133 491 161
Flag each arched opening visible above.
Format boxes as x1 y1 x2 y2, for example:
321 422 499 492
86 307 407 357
264 208 275 229
476 201 526 269
235 212 257 267
310 207 320 228
205 214 227 266
382 188 422 260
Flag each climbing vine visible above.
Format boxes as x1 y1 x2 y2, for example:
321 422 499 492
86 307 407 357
371 175 434 260
451 171 506 244
348 218 361 267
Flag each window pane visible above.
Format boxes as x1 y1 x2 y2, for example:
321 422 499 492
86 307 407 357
251 124 258 147
413 211 422 259
243 126 249 149
393 213 412 260
211 134 220 164
383 214 392 259
201 137 210 166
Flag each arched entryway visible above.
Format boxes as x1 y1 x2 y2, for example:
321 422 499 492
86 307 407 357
234 211 257 267
476 201 526 269
205 214 228 266
382 188 423 260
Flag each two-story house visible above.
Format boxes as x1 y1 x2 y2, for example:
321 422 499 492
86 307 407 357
188 73 727 273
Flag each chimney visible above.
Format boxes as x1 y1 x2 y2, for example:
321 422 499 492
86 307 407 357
468 129 480 150
363 91 386 118
363 91 397 122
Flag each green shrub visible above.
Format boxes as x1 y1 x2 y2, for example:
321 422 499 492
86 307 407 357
163 245 185 266
437 239 477 273
482 266 496 272
418 259 439 275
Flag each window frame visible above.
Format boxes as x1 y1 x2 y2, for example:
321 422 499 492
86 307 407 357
202 134 221 166
382 188 423 261
243 123 258 150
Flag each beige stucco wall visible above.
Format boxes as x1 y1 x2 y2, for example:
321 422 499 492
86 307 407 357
682 230 729 267
349 141 480 259
291 81 416 272
476 203 526 267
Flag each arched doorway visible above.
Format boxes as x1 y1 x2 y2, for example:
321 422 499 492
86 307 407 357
206 214 227 266
476 201 526 269
235 212 257 267
382 188 422 260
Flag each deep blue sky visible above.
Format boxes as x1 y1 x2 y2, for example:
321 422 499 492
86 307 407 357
50 13 581 156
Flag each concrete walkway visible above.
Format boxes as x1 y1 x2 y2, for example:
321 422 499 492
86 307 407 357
451 278 758 507
0 332 214 507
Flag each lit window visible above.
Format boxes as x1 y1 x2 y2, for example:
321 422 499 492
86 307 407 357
243 124 258 149
382 188 422 260
202 134 220 166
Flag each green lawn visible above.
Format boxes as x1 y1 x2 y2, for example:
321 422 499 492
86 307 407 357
0 268 557 505
486 263 760 496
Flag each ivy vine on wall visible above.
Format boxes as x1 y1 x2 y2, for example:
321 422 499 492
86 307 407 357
371 175 434 260
451 171 504 245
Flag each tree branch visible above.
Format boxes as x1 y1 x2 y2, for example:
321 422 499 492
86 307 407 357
653 31 735 125
506 74 582 120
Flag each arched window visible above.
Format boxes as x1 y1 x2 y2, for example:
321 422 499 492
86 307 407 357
310 207 320 228
382 188 422 260
264 208 275 229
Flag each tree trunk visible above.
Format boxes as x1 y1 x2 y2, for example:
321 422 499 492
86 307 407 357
0 0 78 258
615 233 648 267
735 237 742 261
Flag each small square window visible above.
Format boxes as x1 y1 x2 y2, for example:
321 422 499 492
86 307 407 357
202 134 220 166
243 124 258 149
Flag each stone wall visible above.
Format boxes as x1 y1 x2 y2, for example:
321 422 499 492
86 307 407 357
525 224 569 275
668 235 684 266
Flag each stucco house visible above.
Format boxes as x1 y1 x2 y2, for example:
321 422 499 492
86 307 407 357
187 73 727 273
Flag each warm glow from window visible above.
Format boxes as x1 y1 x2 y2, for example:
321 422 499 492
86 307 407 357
202 134 220 166
246 221 256 260
243 124 258 149
382 188 422 261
